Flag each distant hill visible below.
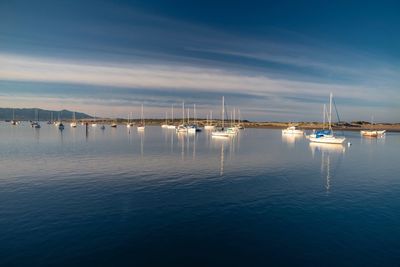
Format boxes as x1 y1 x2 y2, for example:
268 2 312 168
0 108 93 121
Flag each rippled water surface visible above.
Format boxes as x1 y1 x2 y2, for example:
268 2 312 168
1 123 399 266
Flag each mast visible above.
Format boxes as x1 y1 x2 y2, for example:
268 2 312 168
193 104 195 124
329 92 333 130
165 111 168 124
141 104 144 125
171 104 174 124
187 108 190 124
323 104 326 129
182 102 185 124
222 96 225 129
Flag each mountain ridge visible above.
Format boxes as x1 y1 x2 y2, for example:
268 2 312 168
0 108 93 121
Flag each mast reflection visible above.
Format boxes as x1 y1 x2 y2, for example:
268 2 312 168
309 142 346 192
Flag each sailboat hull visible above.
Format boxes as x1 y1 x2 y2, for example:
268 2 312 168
309 136 345 144
361 130 385 137
204 125 215 130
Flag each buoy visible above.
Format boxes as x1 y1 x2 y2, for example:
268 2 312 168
347 142 352 147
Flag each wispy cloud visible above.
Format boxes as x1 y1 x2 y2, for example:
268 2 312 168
1 52 399 121
0 53 394 100
0 2 399 121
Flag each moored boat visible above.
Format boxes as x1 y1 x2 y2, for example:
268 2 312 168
282 126 303 134
361 130 386 137
137 104 145 131
308 93 345 144
211 96 231 138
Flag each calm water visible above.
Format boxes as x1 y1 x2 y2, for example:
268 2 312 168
1 123 400 267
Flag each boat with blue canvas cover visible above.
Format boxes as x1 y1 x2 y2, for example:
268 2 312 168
307 93 345 144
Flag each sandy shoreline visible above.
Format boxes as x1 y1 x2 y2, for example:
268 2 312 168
12 119 399 132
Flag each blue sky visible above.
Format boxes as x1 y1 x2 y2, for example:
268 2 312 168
0 0 399 121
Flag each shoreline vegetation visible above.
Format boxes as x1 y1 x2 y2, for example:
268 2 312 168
1 108 399 132
4 118 400 132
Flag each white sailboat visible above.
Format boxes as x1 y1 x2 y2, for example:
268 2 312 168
187 104 201 133
167 104 176 129
176 102 188 133
204 110 215 130
127 112 134 128
70 111 77 128
92 112 97 127
110 115 117 127
308 93 345 144
225 110 238 135
212 96 230 138
11 108 18 125
235 109 244 129
361 130 386 137
54 112 60 126
137 104 145 131
360 116 385 137
161 111 169 128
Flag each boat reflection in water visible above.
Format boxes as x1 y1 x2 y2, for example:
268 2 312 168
211 133 240 176
309 142 346 192
281 132 303 147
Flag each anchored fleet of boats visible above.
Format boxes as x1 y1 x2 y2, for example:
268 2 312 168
3 93 388 145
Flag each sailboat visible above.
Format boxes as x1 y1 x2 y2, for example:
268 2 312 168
204 110 215 130
235 109 244 129
361 129 386 137
57 111 64 130
137 104 145 131
58 120 65 130
70 111 77 127
211 96 230 138
308 93 345 144
47 112 53 124
176 102 188 133
91 112 97 127
11 108 17 125
167 104 177 129
187 104 201 133
161 111 169 128
225 109 238 135
110 114 117 127
360 116 385 137
127 112 134 128
31 109 41 128
126 112 133 128
54 112 60 126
